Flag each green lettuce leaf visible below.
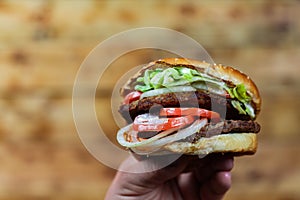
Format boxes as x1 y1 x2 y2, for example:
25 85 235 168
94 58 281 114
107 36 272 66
229 84 254 118
231 100 247 115
134 67 255 118
233 84 251 103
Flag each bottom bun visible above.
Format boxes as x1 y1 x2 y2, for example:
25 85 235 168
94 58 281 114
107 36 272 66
164 133 257 156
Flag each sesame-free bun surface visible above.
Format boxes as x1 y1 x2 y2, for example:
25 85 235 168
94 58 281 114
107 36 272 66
163 133 257 156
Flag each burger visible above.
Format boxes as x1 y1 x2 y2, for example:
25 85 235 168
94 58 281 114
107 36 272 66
117 58 261 156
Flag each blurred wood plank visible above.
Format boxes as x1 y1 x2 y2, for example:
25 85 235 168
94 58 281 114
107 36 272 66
1 46 300 95
226 139 300 200
1 0 300 199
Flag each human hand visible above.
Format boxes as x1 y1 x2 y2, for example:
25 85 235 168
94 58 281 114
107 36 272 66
105 153 234 200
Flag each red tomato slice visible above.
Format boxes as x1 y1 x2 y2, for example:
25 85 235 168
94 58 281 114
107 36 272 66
123 91 142 104
159 108 220 119
133 113 194 132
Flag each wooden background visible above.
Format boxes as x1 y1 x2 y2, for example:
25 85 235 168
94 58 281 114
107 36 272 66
0 0 300 199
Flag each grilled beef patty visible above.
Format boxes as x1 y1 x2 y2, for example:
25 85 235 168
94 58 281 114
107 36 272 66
119 91 252 123
187 120 260 143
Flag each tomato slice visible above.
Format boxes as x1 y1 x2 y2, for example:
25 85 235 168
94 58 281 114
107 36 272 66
123 91 142 104
159 108 220 119
133 113 194 132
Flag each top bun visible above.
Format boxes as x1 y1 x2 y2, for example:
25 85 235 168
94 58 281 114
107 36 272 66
120 58 261 116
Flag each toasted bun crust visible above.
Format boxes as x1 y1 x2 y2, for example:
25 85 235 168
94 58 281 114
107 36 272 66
121 58 261 116
163 133 257 156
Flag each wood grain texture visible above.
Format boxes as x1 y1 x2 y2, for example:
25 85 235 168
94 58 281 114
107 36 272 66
0 0 300 199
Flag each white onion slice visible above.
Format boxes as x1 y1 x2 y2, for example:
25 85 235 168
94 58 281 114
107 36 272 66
130 128 179 154
143 118 207 148
116 124 132 146
117 124 179 148
131 118 208 155
140 86 196 99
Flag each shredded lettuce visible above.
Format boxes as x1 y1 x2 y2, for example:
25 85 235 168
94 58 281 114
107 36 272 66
134 67 225 92
231 100 247 115
228 84 254 118
233 84 251 103
244 102 255 119
134 67 255 118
